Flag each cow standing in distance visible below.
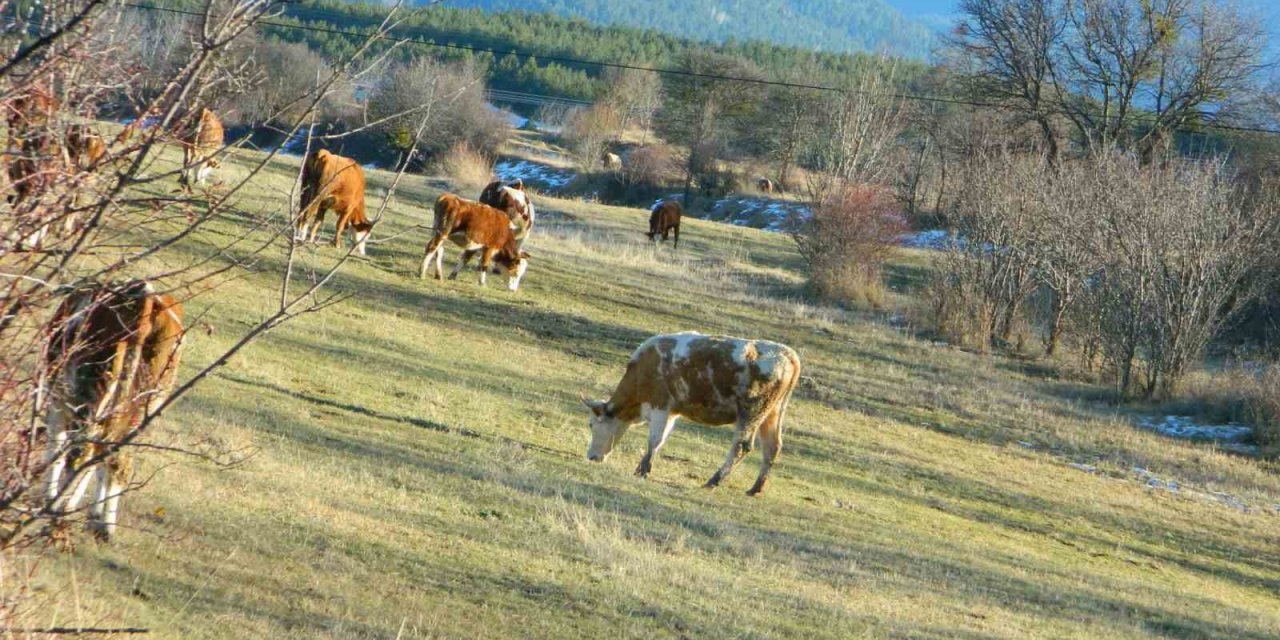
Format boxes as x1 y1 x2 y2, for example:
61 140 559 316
757 177 776 194
43 280 185 541
582 332 801 496
298 148 373 255
421 193 531 291
602 151 622 171
479 178 535 249
648 199 682 248
178 107 223 190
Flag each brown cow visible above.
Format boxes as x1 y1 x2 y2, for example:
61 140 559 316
648 199 682 248
757 177 776 194
298 148 372 255
44 280 185 540
5 87 59 148
582 332 802 496
420 193 531 291
178 108 223 189
478 178 535 248
66 124 107 169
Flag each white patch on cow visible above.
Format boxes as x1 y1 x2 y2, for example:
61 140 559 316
731 341 752 367
669 332 702 363
354 230 370 256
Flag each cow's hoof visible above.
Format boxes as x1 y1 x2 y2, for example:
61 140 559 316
703 474 722 489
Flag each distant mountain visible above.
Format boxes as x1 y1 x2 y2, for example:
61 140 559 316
436 0 938 59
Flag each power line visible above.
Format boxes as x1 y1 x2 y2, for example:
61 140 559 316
113 2 1280 138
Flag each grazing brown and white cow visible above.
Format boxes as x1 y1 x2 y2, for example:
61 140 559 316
582 332 801 496
298 148 372 255
757 177 776 194
478 178 535 248
178 108 223 189
420 193 531 291
44 280 185 540
602 151 622 171
648 199 682 248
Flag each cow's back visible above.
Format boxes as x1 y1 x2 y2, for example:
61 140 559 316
193 109 223 151
627 333 798 425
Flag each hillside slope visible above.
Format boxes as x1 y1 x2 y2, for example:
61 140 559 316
434 0 936 58
31 140 1280 638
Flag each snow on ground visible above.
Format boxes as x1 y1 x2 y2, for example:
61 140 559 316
495 159 576 191
900 229 959 250
1066 459 1275 513
1136 415 1254 444
704 196 812 233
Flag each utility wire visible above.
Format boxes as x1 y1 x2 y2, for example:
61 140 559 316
93 2 1280 137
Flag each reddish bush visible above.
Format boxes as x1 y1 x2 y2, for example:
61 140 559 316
793 184 905 306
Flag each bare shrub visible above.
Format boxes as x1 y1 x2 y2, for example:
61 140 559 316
620 145 676 188
562 103 623 169
233 38 334 127
793 185 904 307
368 56 509 165
803 62 906 202
437 142 495 192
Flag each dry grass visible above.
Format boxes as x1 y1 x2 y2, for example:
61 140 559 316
436 141 494 192
22 137 1280 639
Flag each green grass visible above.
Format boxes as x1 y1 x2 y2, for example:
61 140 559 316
27 142 1280 639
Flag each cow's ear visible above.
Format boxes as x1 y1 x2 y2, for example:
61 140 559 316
582 399 607 416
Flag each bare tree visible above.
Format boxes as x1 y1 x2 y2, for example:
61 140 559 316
803 62 906 202
654 51 762 208
0 0 437 626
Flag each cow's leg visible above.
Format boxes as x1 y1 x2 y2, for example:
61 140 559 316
747 409 783 496
635 409 677 478
420 236 444 279
195 161 213 186
333 210 350 249
450 249 478 280
705 408 761 489
673 224 680 249
307 209 327 244
43 399 70 504
63 461 96 514
88 456 126 540
477 248 497 286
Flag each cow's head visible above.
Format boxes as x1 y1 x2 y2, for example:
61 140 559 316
499 250 531 291
582 399 630 462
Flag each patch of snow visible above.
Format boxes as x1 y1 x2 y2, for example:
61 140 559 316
494 160 576 192
1136 415 1253 444
706 196 811 233
1069 462 1098 473
900 229 961 250
487 104 529 129
1133 466 1179 492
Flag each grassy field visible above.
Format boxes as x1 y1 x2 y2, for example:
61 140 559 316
26 142 1280 639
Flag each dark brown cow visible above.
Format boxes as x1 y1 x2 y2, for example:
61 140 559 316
44 280 185 540
757 177 776 194
420 193 531 291
298 148 372 255
479 178 535 249
178 108 224 189
648 200 682 248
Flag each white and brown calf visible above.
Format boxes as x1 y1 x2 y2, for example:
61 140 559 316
44 280 184 540
582 332 801 496
420 193 531 291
